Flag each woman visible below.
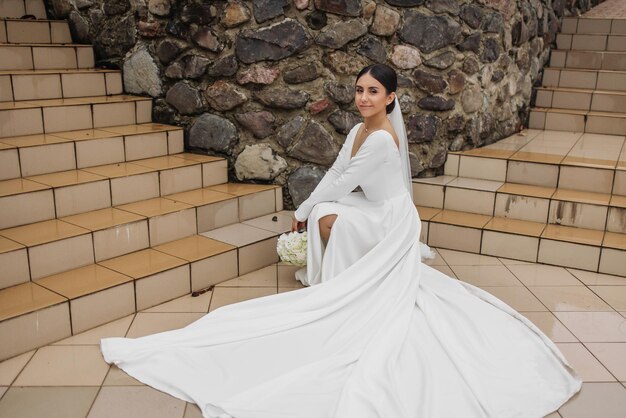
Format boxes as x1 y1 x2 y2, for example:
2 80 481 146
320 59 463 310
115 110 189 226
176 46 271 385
101 64 581 418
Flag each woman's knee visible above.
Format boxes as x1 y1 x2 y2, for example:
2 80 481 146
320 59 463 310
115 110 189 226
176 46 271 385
319 214 337 231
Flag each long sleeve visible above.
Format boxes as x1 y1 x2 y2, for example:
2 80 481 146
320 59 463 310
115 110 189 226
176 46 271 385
294 131 391 221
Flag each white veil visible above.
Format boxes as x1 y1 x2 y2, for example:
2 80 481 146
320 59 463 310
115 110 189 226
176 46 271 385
387 97 435 260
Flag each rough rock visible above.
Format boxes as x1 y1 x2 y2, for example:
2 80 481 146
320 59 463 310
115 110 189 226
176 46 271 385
409 152 424 176
457 33 481 53
482 12 504 33
252 0 289 23
357 36 387 63
188 113 238 153
181 54 210 79
204 80 247 111
371 6 400 36
192 27 222 52
165 61 184 79
148 0 170 16
459 4 484 28
51 0 73 18
181 4 216 24
255 88 310 109
418 96 455 111
481 38 501 63
407 114 441 143
305 10 327 30
165 82 204 114
390 45 421 69
288 166 327 207
430 148 447 168
461 83 483 113
236 64 280 85
323 50 369 75
284 62 320 84
68 11 90 43
221 1 251 28
123 44 162 97
156 39 185 64
309 98 331 115
462 56 480 74
235 144 287 180
104 0 129 15
314 0 361 16
424 51 456 69
447 70 465 94
235 111 276 138
399 11 461 53
277 116 305 148
413 69 448 94
236 19 312 64
325 82 355 104
426 0 460 15
385 0 424 6
207 55 238 77
294 0 309 10
137 20 162 38
447 113 465 132
316 20 367 49
288 121 339 165
328 110 360 134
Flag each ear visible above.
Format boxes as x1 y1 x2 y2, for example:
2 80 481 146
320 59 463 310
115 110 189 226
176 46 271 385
387 93 396 105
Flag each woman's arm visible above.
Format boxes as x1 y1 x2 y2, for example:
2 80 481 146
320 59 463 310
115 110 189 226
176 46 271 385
294 131 391 222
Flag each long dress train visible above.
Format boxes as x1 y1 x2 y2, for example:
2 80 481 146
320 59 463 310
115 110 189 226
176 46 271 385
101 124 582 418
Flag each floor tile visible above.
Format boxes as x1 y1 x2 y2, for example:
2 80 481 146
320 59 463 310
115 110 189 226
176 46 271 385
184 403 203 418
450 265 523 286
102 366 144 386
13 345 109 386
143 292 213 313
242 211 293 234
555 343 615 382
0 386 99 418
53 315 135 345
87 386 185 418
217 265 277 287
209 287 277 312
201 223 276 247
0 350 35 386
520 312 578 343
585 343 626 381
529 286 614 311
508 264 584 286
589 286 626 311
567 269 626 285
437 249 502 266
479 286 548 311
430 265 458 278
554 312 626 342
153 235 234 262
498 257 533 265
558 382 626 418
125 312 204 338
0 386 5 399
422 248 446 266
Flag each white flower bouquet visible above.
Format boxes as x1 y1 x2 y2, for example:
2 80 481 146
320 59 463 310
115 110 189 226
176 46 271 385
276 231 308 267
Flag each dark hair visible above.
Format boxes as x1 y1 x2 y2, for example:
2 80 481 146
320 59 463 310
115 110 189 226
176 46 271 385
356 64 397 114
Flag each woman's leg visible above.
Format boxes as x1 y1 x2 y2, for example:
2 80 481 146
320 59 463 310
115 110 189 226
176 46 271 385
318 214 338 242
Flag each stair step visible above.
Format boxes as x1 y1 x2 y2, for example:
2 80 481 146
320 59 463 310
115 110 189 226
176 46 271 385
550 49 626 71
413 175 625 232
0 43 94 71
0 95 153 138
418 207 626 276
542 68 626 92
0 0 47 20
0 69 123 101
556 33 626 52
0 182 283 287
562 17 626 35
0 153 232 229
1 18 71 44
0 210 291 361
535 86 626 112
529 107 626 135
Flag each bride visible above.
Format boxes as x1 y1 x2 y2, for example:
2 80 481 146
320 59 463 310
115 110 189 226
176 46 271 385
101 64 582 418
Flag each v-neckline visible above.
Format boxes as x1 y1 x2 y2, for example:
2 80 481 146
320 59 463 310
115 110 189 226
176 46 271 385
350 124 380 161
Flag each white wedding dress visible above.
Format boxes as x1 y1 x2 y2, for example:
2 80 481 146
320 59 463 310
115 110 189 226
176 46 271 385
101 115 582 417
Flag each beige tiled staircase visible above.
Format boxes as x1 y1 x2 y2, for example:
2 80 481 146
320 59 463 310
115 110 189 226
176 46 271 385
416 15 626 278
0 0 290 361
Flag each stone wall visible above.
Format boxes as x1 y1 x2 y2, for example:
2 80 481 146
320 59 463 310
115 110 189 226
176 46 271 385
48 0 602 207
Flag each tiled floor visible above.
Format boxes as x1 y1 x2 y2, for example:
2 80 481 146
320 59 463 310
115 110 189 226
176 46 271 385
0 251 625 418
584 0 626 18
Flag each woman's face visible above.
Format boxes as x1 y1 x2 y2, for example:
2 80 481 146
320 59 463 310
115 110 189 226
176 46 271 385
355 73 395 118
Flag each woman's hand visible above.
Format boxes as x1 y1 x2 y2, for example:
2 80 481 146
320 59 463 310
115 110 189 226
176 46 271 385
291 217 307 232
